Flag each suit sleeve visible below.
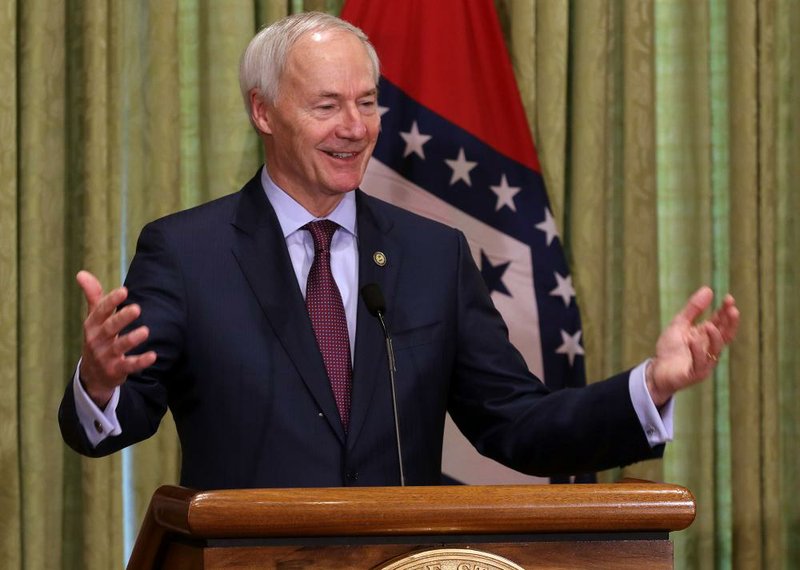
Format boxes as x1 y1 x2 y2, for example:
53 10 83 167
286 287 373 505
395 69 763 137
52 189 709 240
59 222 185 457
446 231 662 477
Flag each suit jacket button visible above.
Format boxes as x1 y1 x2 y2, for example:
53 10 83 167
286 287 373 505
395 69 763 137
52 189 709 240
346 471 358 481
93 420 104 434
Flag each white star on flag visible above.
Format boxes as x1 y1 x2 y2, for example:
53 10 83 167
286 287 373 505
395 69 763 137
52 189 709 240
555 330 584 366
445 147 478 186
400 121 432 159
535 207 559 246
549 272 576 306
490 174 521 212
378 105 390 117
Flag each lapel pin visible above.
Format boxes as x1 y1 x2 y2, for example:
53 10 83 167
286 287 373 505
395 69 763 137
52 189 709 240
373 251 387 267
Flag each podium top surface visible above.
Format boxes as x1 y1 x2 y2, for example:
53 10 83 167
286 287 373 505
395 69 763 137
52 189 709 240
150 480 695 539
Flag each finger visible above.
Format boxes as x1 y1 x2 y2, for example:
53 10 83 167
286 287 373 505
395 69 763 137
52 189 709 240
724 305 741 342
101 304 143 341
711 300 740 343
82 343 156 385
674 286 714 325
111 325 150 356
705 321 725 359
84 287 129 329
86 322 148 370
687 329 712 377
712 311 737 343
76 270 104 312
118 351 157 376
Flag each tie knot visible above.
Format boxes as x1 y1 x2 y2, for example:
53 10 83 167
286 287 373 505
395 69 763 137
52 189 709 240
304 220 339 253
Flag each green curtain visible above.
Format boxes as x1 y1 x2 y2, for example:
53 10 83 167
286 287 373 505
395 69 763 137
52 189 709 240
498 0 663 484
0 1 300 567
1 0 797 568
499 0 800 568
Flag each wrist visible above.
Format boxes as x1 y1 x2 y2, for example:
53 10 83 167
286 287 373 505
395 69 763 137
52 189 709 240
78 374 114 410
646 359 671 408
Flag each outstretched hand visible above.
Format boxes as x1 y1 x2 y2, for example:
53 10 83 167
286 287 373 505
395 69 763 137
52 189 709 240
77 270 156 408
647 286 740 407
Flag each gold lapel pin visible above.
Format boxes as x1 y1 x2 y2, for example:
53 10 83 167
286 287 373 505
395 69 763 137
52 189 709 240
373 251 387 267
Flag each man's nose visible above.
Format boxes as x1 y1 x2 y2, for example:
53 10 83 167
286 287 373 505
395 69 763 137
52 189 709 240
336 106 368 139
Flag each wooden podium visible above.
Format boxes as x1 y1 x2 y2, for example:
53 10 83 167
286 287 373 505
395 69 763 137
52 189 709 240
128 480 695 569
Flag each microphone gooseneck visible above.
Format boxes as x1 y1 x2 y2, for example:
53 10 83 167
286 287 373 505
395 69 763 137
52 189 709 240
360 283 404 486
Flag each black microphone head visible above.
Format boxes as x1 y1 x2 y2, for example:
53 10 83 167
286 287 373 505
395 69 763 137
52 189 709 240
361 283 386 317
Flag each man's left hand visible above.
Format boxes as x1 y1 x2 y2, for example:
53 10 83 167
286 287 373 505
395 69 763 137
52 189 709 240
647 286 740 407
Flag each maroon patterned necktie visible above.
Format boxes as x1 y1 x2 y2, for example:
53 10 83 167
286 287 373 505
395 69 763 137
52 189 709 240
304 220 352 431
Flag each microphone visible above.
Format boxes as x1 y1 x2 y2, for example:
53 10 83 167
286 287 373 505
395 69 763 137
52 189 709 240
360 283 404 486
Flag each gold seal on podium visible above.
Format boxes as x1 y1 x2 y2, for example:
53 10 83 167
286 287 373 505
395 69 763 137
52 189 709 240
376 548 524 570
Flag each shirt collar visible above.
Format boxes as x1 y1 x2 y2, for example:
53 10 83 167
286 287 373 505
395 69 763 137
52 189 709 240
260 166 357 238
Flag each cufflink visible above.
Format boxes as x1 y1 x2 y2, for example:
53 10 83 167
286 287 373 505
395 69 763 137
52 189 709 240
94 420 104 434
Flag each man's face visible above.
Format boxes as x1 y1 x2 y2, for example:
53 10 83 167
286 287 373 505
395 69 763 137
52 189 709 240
258 29 380 214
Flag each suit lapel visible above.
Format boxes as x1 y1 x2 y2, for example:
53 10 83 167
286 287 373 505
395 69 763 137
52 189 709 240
230 175 346 443
348 191 401 449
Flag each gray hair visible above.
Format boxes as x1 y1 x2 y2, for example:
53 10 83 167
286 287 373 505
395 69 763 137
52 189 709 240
239 11 380 118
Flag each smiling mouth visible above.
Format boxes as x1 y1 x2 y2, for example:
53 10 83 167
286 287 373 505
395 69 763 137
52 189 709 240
324 150 360 160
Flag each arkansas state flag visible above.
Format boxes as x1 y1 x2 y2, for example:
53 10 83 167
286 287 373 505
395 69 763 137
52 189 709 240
342 0 589 484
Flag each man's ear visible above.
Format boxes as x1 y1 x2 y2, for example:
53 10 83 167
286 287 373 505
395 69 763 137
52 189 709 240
250 89 273 135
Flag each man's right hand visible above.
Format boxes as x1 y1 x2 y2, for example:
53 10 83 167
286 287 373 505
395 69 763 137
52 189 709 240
77 270 157 408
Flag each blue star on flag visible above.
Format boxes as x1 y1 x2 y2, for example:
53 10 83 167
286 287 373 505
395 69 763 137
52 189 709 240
480 251 511 296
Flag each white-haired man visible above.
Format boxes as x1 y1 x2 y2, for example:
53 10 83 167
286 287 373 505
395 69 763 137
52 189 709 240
60 12 739 489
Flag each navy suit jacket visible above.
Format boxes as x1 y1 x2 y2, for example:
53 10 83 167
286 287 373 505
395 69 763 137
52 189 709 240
59 173 661 489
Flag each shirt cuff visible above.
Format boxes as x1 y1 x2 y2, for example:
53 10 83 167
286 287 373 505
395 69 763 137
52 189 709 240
628 359 674 447
72 359 122 447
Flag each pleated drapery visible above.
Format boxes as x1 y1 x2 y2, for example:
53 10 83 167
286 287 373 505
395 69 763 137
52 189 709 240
1 1 797 568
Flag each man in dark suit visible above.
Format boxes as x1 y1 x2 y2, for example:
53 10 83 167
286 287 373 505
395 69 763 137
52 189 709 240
59 12 739 489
